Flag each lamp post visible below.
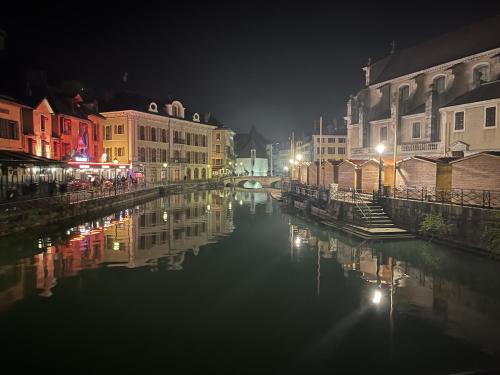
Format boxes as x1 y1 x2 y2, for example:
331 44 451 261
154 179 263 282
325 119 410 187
376 144 385 199
239 162 243 176
163 162 168 185
113 158 118 195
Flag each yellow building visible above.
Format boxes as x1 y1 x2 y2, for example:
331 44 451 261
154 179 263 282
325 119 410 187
101 92 216 182
211 126 235 176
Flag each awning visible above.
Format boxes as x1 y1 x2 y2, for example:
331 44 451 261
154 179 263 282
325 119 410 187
0 150 67 167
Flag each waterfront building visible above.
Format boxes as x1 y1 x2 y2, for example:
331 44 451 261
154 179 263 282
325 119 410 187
101 92 216 183
277 147 291 176
346 15 500 163
234 126 269 176
395 156 453 190
211 125 236 176
296 137 313 162
312 130 347 162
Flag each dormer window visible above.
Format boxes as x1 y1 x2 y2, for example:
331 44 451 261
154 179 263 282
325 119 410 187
433 76 445 94
399 85 409 101
473 65 489 86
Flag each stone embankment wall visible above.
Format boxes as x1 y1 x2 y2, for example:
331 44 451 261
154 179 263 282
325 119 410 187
381 197 493 252
0 182 223 237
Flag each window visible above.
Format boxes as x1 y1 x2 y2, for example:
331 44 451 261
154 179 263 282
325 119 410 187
93 123 98 141
328 138 334 143
162 129 168 143
452 150 464 158
41 141 48 157
151 128 157 142
454 112 465 131
316 147 320 154
485 106 496 128
474 65 489 85
194 134 199 146
139 126 145 140
338 147 346 154
105 147 112 160
28 139 36 154
146 127 151 141
399 85 409 101
216 144 221 153
0 119 19 139
53 142 59 158
161 149 167 162
114 124 124 134
61 118 72 135
338 138 346 143
434 76 445 94
194 152 199 163
328 147 334 154
186 152 191 163
216 133 221 141
174 131 180 143
380 126 388 142
186 133 191 145
40 115 46 132
412 122 421 138
105 126 112 140
139 147 146 162
216 159 222 166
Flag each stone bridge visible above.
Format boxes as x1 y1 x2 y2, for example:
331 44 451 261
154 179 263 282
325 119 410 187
222 176 283 189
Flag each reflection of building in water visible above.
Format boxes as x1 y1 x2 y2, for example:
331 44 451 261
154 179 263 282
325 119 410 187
233 191 271 215
287 218 500 356
0 260 36 311
19 191 235 298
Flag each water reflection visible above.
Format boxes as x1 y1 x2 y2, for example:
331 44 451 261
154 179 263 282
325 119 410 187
289 218 500 357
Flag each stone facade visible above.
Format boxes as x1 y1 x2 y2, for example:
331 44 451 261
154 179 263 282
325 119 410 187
347 16 500 163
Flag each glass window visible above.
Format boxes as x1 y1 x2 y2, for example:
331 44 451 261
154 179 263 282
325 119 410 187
162 129 168 143
216 133 221 141
399 85 409 101
434 76 445 94
474 65 489 85
454 112 464 131
328 147 334 154
338 147 346 154
40 115 46 132
216 144 221 153
380 127 388 142
485 107 496 127
412 122 421 138
338 138 346 143
151 128 157 142
328 138 334 143
139 126 145 140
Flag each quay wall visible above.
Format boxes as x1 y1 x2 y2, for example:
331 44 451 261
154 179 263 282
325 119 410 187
0 182 223 237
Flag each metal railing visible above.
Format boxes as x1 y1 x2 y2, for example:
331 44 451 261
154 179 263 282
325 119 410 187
389 186 500 209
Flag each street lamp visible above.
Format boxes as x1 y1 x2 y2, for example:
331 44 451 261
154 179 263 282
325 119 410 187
296 154 303 162
284 165 289 177
162 162 168 184
376 144 385 198
113 158 118 194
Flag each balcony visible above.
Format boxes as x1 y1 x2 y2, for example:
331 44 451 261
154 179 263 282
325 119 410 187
350 142 444 158
399 142 443 153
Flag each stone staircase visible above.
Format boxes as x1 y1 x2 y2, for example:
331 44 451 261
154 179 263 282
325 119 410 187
356 202 395 228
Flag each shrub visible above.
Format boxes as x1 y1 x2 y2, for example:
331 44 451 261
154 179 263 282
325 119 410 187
419 213 450 242
482 211 500 257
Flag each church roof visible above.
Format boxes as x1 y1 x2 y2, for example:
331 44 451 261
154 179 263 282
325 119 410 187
235 126 269 158
369 15 500 85
441 80 500 108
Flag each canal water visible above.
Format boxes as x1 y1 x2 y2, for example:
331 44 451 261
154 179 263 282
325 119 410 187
1 190 500 374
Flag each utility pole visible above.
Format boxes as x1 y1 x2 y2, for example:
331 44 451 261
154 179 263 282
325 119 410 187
392 106 398 192
319 116 323 186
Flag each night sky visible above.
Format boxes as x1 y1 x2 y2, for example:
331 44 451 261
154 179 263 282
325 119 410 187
1 1 500 141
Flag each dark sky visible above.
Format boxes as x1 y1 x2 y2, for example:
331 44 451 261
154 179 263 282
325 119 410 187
2 1 500 141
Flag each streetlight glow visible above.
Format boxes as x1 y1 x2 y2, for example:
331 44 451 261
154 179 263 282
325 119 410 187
372 290 382 304
284 166 289 171
296 154 303 161
376 144 385 155
289 159 294 164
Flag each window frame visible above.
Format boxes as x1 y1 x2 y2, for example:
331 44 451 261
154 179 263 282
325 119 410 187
484 105 497 129
380 126 388 142
411 122 421 139
454 111 465 132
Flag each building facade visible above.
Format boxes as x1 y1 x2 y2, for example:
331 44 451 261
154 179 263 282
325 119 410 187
101 93 216 183
211 126 235 176
346 15 500 162
312 132 347 161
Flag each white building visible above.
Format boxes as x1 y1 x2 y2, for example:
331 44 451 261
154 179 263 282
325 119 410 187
234 126 269 176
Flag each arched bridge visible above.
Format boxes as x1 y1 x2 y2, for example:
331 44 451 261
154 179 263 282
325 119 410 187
222 176 283 189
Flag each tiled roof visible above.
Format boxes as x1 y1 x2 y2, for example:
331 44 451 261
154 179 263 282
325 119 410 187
368 110 391 122
441 80 500 108
404 104 426 116
369 15 500 85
